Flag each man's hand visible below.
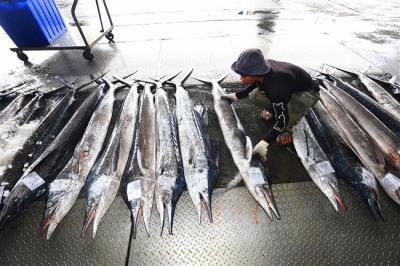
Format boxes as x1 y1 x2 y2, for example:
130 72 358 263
260 110 273 121
221 93 238 103
252 140 269 162
276 133 292 145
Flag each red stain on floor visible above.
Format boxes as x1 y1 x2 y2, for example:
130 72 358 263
252 204 260 224
214 207 222 224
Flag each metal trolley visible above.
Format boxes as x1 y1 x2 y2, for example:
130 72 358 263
11 0 114 62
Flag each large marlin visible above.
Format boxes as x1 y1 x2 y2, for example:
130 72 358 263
323 80 400 171
81 77 140 238
307 102 382 218
0 87 104 230
171 71 220 223
193 73 279 221
38 80 117 239
153 73 186 234
293 118 346 211
123 81 157 236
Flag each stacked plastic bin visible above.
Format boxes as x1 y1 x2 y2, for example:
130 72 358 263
0 0 66 47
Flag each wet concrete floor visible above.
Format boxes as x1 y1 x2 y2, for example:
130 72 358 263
0 0 400 265
1 0 399 186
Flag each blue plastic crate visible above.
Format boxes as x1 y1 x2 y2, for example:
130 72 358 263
0 0 66 47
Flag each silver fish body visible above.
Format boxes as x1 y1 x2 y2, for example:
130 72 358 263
324 80 400 171
308 102 382 218
39 82 116 239
195 75 279 220
293 118 346 211
0 88 103 231
319 86 400 204
0 95 25 123
155 85 185 234
82 84 140 237
129 83 157 235
174 77 218 223
319 86 385 178
357 73 400 121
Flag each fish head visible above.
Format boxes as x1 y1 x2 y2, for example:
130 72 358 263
353 167 384 220
379 173 400 205
81 175 115 238
38 179 83 239
0 184 45 230
353 167 379 196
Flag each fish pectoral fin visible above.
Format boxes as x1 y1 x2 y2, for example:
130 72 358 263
209 139 220 167
189 146 196 167
245 136 253 162
214 172 242 196
137 149 147 171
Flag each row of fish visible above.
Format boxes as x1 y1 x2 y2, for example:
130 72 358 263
292 66 400 219
0 70 280 239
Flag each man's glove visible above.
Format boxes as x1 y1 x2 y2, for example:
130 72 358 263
252 140 269 162
221 93 238 102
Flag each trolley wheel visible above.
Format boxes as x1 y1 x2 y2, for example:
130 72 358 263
83 50 94 61
105 32 114 42
16 51 29 62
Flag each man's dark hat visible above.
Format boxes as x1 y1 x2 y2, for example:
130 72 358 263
231 48 271 76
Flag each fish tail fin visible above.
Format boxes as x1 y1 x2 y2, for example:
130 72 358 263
160 71 182 85
192 76 212 85
179 69 194 86
216 72 231 84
